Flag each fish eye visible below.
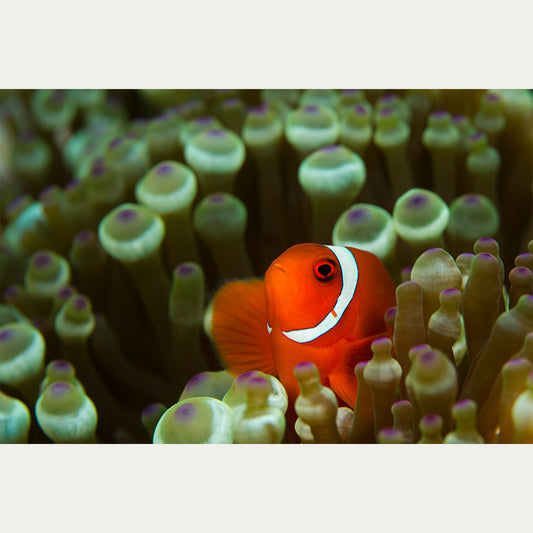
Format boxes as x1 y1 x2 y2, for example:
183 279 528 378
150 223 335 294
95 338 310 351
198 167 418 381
313 259 336 282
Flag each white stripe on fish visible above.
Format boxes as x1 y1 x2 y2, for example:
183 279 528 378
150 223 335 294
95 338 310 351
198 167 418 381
281 245 359 343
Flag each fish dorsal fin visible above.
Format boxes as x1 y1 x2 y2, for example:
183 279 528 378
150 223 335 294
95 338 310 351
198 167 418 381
209 278 276 376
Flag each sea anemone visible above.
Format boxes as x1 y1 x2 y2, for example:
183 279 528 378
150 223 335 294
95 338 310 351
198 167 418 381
1 89 531 444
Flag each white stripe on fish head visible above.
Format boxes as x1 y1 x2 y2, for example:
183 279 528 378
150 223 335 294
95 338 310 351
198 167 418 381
280 245 358 343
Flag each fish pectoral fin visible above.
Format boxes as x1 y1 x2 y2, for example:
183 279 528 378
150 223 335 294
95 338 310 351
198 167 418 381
344 332 394 363
330 332 394 409
329 373 358 409
209 278 276 376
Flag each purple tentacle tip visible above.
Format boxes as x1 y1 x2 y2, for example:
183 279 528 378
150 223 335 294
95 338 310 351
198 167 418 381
33 252 52 269
304 105 319 113
188 372 207 386
463 194 481 205
407 193 428 208
52 360 72 371
207 129 225 137
381 94 397 103
208 193 225 204
39 185 58 200
116 208 137 222
72 296 88 311
176 263 195 277
252 104 268 115
504 359 526 372
249 376 268 386
380 106 394 116
7 195 27 211
109 137 124 149
3 285 19 299
91 160 106 177
64 180 80 192
174 403 196 420
50 381 71 395
0 328 14 343
57 286 75 300
431 110 448 119
322 145 339 153
75 230 93 244
32 317 48 330
347 207 369 222
354 104 367 115
195 116 213 125
156 164 173 175
441 288 459 296
469 132 484 142
235 371 255 384
385 307 397 320
295 361 314 371
143 403 163 416
419 351 437 365
222 98 240 107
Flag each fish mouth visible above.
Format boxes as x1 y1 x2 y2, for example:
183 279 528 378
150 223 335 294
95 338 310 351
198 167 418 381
265 263 290 289
269 263 287 274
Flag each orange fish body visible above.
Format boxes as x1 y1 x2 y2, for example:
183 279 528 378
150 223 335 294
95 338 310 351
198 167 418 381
209 244 396 411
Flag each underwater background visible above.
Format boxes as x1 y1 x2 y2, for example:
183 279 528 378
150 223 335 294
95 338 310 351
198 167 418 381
2 3 533 530
1 88 532 445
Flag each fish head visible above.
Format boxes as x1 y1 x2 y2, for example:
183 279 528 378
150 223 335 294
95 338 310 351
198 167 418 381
265 244 343 336
264 243 396 348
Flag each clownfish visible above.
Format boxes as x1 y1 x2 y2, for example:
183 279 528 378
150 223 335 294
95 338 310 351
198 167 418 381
207 243 396 410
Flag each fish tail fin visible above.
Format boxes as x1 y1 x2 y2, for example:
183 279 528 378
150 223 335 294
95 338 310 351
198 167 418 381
206 278 277 377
